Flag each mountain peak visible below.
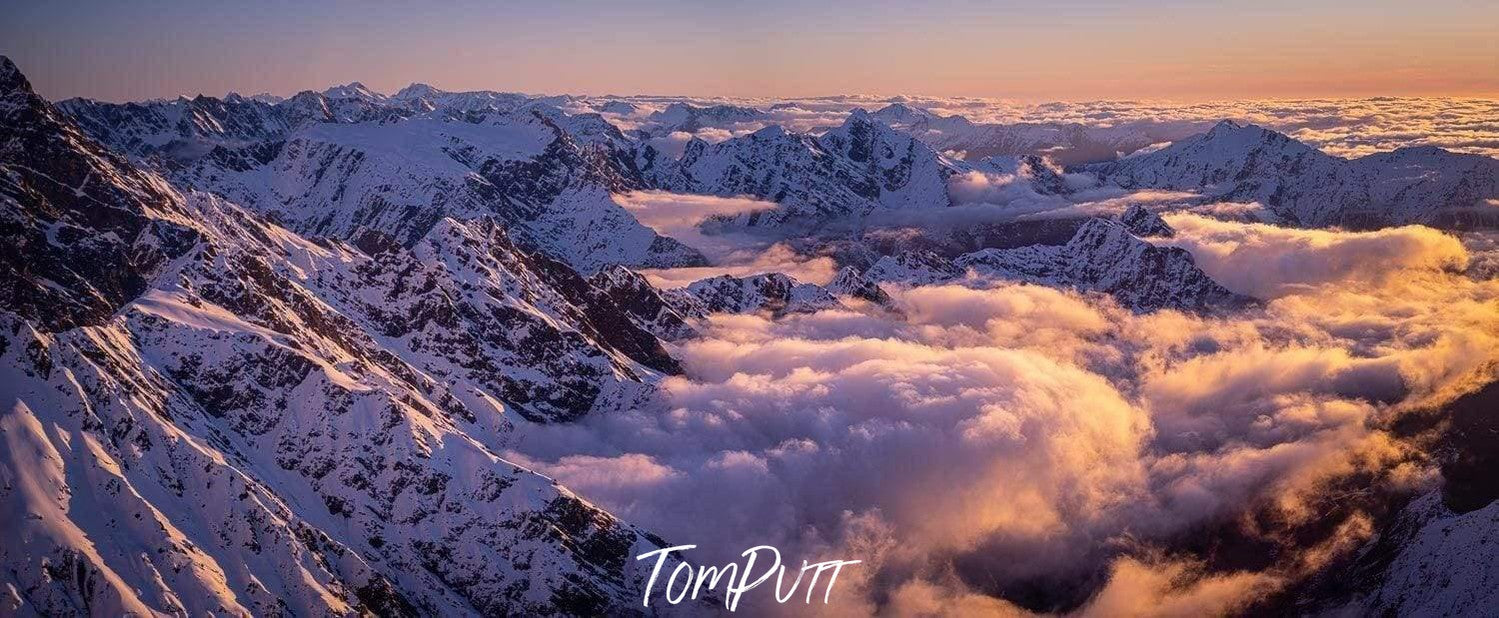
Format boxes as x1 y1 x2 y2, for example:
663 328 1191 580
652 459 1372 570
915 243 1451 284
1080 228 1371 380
870 102 935 124
322 81 385 101
1200 119 1288 145
827 266 893 305
0 55 33 95
675 272 843 316
1119 204 1175 237
1209 119 1243 133
751 124 789 139
836 107 903 136
394 82 441 100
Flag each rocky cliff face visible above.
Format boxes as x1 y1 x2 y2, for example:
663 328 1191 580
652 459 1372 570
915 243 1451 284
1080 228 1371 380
0 56 199 331
2 58 695 615
587 265 700 341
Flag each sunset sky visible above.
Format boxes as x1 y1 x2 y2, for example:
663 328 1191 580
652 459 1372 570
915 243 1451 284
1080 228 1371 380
3 0 1497 101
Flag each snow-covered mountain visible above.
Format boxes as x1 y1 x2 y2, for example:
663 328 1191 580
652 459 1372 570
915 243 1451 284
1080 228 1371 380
75 97 705 272
2 57 699 615
658 110 969 231
864 249 965 286
664 273 845 317
640 102 768 134
869 210 1248 312
825 265 894 305
58 94 294 161
1323 492 1499 615
587 265 701 341
58 87 420 161
8 53 1498 617
653 109 1103 235
588 265 893 323
0 58 197 331
1118 203 1176 237
56 82 567 162
870 102 1206 166
1095 120 1499 227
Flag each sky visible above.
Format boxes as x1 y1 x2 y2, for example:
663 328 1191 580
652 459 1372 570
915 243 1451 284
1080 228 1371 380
2 0 1496 102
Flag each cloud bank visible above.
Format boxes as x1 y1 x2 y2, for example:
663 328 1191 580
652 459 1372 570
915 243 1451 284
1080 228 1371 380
589 95 1499 159
506 215 1498 613
617 190 839 287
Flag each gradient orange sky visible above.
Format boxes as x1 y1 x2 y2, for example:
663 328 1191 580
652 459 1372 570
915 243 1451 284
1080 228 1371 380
3 0 1496 102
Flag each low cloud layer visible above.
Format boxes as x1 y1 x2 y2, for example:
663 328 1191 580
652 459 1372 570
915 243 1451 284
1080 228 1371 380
637 243 838 288
1162 213 1470 298
617 190 839 287
616 190 777 256
508 216 1499 613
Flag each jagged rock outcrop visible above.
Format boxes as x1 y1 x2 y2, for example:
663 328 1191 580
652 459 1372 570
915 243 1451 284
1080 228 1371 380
665 272 844 317
0 56 199 331
1118 204 1175 237
588 264 700 341
825 266 893 305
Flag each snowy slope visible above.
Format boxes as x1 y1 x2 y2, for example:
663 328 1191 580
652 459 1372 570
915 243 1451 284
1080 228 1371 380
868 214 1247 313
1095 120 1499 227
1344 492 1499 616
587 265 700 341
667 111 969 231
870 102 1205 166
640 102 768 134
1 57 698 616
173 110 705 272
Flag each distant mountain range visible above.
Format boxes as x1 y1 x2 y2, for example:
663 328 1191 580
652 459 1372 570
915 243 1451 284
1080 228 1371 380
57 79 1499 242
1093 120 1499 228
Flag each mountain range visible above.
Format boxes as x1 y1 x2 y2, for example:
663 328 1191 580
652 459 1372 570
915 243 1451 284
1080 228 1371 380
1094 120 1499 228
4 55 1497 615
2 57 695 615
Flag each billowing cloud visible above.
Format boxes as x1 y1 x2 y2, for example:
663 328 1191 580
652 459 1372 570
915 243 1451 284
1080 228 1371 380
946 167 1068 211
643 130 697 158
508 217 1498 613
1076 557 1277 618
1161 213 1469 298
638 243 838 288
615 189 781 265
616 191 776 239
